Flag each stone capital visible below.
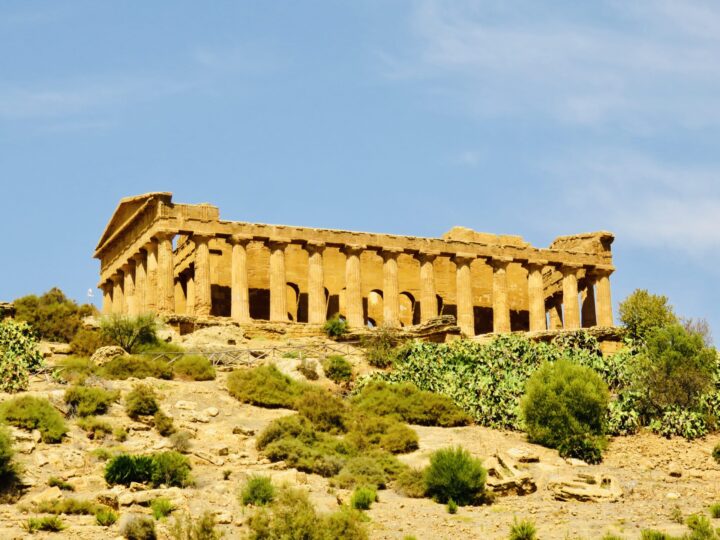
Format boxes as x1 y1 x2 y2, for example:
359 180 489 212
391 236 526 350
304 240 326 254
268 239 290 251
342 244 366 256
380 247 403 261
417 250 440 264
560 263 583 276
132 251 146 264
589 265 615 279
452 252 479 266
524 259 548 271
153 229 177 242
489 256 513 270
121 262 134 273
227 233 253 246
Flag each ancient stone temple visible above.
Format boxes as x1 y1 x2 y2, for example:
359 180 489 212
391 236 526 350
94 192 615 336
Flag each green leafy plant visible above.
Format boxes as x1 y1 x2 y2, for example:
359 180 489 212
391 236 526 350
424 447 486 506
0 426 21 501
102 355 173 380
100 314 159 353
361 327 401 368
350 486 376 510
151 450 193 487
323 355 353 384
520 359 609 463
104 454 155 486
509 518 537 540
125 384 160 419
227 364 305 408
172 355 215 381
0 319 44 392
151 497 174 519
13 288 96 343
619 289 677 341
709 503 720 519
121 515 157 540
114 426 128 442
447 498 458 514
0 395 67 443
323 314 349 337
64 385 119 417
241 475 276 506
95 507 118 526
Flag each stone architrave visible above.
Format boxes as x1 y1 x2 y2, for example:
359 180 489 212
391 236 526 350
526 260 548 332
453 254 476 337
306 241 326 325
268 240 289 322
132 251 147 314
193 234 213 317
228 234 252 323
156 231 176 314
122 262 136 316
381 249 402 328
594 267 614 326
343 245 365 328
418 252 439 323
490 257 512 333
561 264 582 330
144 240 158 314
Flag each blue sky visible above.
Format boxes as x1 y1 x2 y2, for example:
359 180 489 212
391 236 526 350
1 1 719 337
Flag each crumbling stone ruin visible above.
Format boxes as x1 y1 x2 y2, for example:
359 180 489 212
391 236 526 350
94 192 615 337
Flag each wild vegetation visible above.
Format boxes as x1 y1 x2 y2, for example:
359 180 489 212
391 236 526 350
0 395 67 443
13 288 96 343
0 318 44 393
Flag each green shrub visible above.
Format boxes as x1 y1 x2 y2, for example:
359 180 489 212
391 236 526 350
0 395 67 443
172 355 215 381
0 425 17 482
151 497 174 519
121 515 157 540
105 454 155 485
102 355 173 380
352 381 471 427
709 503 720 519
48 477 74 491
640 531 675 540
64 385 119 417
33 497 99 515
649 407 708 440
713 444 720 464
350 486 376 510
619 289 677 341
686 514 715 539
77 416 113 439
509 518 537 540
298 358 319 380
25 515 65 533
151 451 193 487
394 468 426 498
333 456 389 489
0 319 44 392
96 507 118 526
14 288 95 343
169 511 222 540
361 327 400 368
296 390 347 433
447 498 458 514
70 327 111 356
227 364 305 408
321 505 368 540
378 422 418 454
323 315 348 337
54 356 96 384
125 384 160 419
154 410 176 436
424 447 486 506
323 355 353 384
100 314 159 353
520 359 609 463
114 426 128 442
241 475 276 506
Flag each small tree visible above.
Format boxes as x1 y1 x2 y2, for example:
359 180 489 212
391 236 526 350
100 314 159 353
619 289 677 341
424 447 486 505
13 288 96 343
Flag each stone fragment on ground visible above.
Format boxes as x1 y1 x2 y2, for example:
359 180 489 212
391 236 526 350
90 345 126 366
484 452 537 496
547 473 622 502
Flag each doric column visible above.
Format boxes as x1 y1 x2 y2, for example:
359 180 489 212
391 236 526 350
594 267 614 327
548 294 563 330
112 273 124 314
381 248 402 328
132 251 147 314
306 241 326 325
418 252 439 323
581 273 598 328
144 240 158 314
193 234 213 317
228 234 251 323
343 244 365 328
268 240 289 322
452 253 476 337
156 231 176 314
101 282 113 316
526 260 547 332
185 272 195 315
490 257 512 333
122 262 136 316
561 264 581 330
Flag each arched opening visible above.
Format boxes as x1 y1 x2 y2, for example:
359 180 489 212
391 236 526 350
286 283 300 322
399 292 415 327
367 289 383 327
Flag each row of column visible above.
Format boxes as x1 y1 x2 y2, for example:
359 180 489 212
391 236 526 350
102 231 614 336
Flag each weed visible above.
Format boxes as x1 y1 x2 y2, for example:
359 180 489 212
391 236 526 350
64 385 119 417
121 515 157 540
53 356 97 384
323 315 348 338
323 355 353 384
102 355 173 380
394 468 426 498
95 507 118 526
47 477 74 491
151 451 193 488
361 327 400 368
125 384 159 419
170 430 193 453
0 395 67 443
77 416 113 439
172 355 215 381
298 357 319 380
33 497 98 515
24 515 65 533
151 497 174 519
154 409 176 436
350 486 376 510
241 475 276 506
509 518 537 540
710 503 720 519
169 511 222 540
114 426 128 442
447 498 458 514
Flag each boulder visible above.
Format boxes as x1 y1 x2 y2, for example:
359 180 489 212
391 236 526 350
26 486 63 505
547 473 622 502
484 453 536 496
91 345 126 366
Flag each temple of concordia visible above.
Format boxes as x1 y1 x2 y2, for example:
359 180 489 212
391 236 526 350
94 192 615 337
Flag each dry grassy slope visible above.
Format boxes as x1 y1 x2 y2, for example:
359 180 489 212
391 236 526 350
0 337 719 540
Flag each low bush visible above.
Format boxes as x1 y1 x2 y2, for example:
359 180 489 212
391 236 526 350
33 497 99 515
96 507 118 526
170 430 193 453
70 327 111 357
424 447 486 506
333 456 389 489
77 416 113 439
713 443 720 464
0 426 18 484
296 390 347 433
322 505 368 540
48 477 74 491
640 531 675 540
121 515 157 540
378 422 418 454
105 454 155 486
352 381 471 427
509 518 537 540
298 358 319 380
125 384 160 419
709 503 720 519
13 287 95 343
361 327 400 368
350 486 376 510
151 497 174 519
151 451 193 488
227 364 305 408
53 356 96 384
169 511 222 540
64 385 119 417
114 427 128 442
240 475 276 506
25 515 65 533
0 395 67 443
686 514 715 539
447 498 458 514
323 315 348 338
323 355 353 384
520 359 609 463
100 314 159 354
172 355 215 381
394 468 426 498
102 355 173 380
154 410 176 436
